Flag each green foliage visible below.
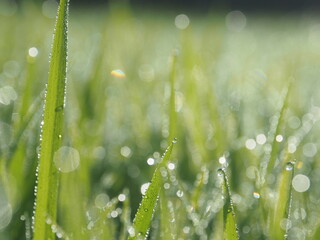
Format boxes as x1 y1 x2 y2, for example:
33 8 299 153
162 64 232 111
1 2 320 240
128 141 175 239
33 0 69 239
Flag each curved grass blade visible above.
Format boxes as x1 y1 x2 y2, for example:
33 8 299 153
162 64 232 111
269 161 295 240
128 139 176 240
33 0 69 239
217 168 239 240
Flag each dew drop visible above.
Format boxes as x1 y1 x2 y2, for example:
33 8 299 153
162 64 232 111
172 138 178 143
285 162 294 171
176 190 184 198
144 208 148 212
253 192 260 199
140 182 151 195
118 194 126 202
217 168 225 177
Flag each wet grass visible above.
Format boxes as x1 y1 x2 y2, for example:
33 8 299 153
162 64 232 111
1 1 320 240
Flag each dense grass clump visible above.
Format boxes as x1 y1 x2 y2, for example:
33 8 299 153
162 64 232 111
1 1 320 240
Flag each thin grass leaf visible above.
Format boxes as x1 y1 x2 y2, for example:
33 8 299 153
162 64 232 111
128 139 176 240
120 189 131 240
266 83 292 176
218 168 239 240
33 0 69 239
168 49 178 142
269 161 295 240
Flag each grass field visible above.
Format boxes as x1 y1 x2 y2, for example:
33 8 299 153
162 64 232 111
1 1 320 239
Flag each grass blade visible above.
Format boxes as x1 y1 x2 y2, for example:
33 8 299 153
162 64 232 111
168 50 178 142
218 168 239 240
33 0 69 239
128 139 176 240
269 161 295 239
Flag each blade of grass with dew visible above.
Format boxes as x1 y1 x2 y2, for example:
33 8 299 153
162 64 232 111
120 189 131 240
260 82 292 226
266 83 292 177
33 0 69 239
218 168 239 240
269 161 295 240
160 49 178 239
128 139 176 240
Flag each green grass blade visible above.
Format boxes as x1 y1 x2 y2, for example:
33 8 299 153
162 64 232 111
168 50 178 142
33 0 69 239
128 140 176 240
218 168 239 240
120 189 131 240
266 83 291 177
269 161 295 240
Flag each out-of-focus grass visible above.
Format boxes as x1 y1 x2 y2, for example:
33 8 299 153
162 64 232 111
1 1 320 239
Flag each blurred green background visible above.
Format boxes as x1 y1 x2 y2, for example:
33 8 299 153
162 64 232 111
1 0 320 239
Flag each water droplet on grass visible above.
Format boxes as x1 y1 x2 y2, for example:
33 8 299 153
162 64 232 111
276 135 284 142
53 146 80 173
253 192 260 199
217 168 225 177
285 162 294 171
176 190 184 198
140 182 151 195
147 157 155 165
118 194 126 202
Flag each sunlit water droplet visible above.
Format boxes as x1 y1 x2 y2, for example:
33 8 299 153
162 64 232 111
176 190 184 198
276 135 284 142
256 134 267 145
110 210 118 218
245 138 256 150
167 162 175 170
219 155 227 164
217 168 225 177
147 157 155 165
172 138 178 144
28 47 39 57
53 146 80 173
253 192 261 199
285 162 294 171
118 194 126 202
140 182 151 195
292 174 310 192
